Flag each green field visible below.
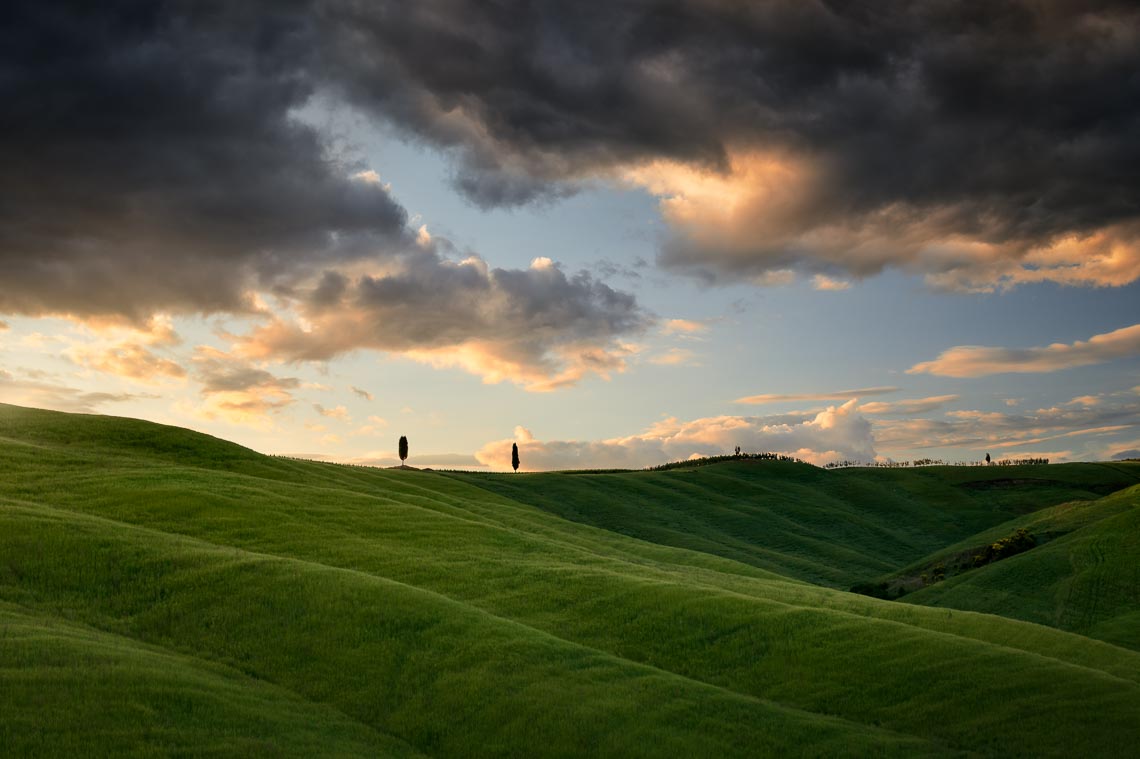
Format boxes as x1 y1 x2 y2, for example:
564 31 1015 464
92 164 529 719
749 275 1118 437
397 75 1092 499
2 403 1139 757
899 486 1140 650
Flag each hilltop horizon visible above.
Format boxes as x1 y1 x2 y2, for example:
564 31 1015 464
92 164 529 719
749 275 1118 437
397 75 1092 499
2 2 1139 469
0 401 1089 473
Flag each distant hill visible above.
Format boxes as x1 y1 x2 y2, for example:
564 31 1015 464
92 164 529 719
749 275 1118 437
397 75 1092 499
455 460 1140 587
2 403 1139 757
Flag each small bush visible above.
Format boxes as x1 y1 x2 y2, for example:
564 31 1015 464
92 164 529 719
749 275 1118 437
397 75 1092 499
973 528 1036 568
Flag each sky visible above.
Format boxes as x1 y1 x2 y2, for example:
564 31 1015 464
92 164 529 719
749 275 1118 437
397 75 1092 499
2 1 1140 470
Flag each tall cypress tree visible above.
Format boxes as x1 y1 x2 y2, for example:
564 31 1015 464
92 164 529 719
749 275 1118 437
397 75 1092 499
399 435 408 466
511 442 520 472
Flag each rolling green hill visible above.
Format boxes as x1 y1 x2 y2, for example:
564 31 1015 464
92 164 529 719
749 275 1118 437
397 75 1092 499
0 602 422 757
2 403 1139 757
456 460 1140 587
899 486 1140 650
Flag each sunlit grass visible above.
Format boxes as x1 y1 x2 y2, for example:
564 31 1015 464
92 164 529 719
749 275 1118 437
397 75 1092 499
2 403 1139 757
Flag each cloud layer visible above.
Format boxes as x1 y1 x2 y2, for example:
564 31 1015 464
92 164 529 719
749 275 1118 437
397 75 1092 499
909 324 1140 377
873 391 1140 455
2 2 650 391
736 387 899 405
1 2 414 320
6 0 1138 329
475 401 875 471
239 251 648 390
0 369 149 414
323 1 1140 289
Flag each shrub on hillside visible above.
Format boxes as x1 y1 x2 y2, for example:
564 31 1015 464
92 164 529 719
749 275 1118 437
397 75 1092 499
973 528 1036 567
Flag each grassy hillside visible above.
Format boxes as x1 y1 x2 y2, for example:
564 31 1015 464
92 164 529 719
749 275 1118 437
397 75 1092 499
0 603 420 757
900 486 1140 650
2 403 1140 757
456 460 1140 587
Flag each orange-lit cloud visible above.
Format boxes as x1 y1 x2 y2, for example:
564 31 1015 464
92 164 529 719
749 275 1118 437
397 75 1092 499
0 368 149 414
187 347 300 428
858 395 960 415
475 400 875 471
67 343 186 382
314 403 351 421
1066 395 1101 407
908 323 1140 377
661 318 709 335
624 148 1140 292
811 275 851 292
736 386 899 405
648 347 698 366
237 252 648 391
401 340 637 392
872 394 1140 455
350 416 388 437
60 315 186 383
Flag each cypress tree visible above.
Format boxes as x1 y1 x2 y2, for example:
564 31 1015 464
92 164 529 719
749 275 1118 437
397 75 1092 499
399 435 408 466
511 442 520 472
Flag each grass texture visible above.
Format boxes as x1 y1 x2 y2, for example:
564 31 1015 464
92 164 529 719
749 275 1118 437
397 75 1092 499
2 403 1138 757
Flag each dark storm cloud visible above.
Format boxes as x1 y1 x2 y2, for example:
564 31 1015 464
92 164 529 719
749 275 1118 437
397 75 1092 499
6 1 1137 317
2 0 654 378
325 1 1140 219
1 0 407 319
321 0 1140 285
